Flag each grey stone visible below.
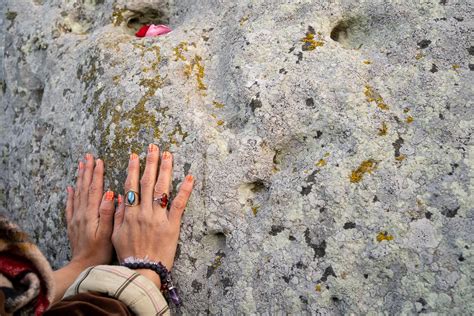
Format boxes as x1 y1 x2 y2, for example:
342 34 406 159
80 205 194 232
1 0 473 314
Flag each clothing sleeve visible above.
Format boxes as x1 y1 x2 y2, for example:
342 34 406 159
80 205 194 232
44 292 133 316
47 265 170 316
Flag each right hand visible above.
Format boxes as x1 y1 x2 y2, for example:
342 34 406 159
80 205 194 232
111 144 194 287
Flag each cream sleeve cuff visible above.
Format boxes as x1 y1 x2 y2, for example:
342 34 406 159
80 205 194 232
63 265 170 315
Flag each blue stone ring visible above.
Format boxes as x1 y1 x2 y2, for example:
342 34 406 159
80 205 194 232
125 190 140 207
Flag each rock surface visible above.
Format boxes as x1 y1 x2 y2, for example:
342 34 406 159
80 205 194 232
1 0 473 314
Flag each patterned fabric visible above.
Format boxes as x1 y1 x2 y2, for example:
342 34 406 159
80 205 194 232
0 215 55 315
64 265 170 316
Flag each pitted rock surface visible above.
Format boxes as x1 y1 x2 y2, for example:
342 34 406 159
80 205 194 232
1 0 473 314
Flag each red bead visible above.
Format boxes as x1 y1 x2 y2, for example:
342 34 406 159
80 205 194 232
160 193 168 208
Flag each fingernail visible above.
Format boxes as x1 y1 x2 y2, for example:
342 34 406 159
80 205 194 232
118 194 123 204
148 144 158 153
130 153 138 160
163 151 171 160
105 191 114 201
66 186 72 193
78 161 84 170
85 153 93 160
186 174 194 182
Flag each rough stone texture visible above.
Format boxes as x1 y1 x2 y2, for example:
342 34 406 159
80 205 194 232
1 0 473 314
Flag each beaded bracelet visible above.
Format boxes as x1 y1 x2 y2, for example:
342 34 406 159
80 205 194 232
121 256 181 306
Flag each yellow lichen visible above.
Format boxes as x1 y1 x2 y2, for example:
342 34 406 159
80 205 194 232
378 122 388 136
364 85 389 110
415 53 424 60
213 101 224 108
452 64 460 70
167 123 189 145
216 120 225 126
403 108 410 113
301 32 325 51
376 231 394 242
112 75 121 85
315 284 322 292
316 159 327 167
363 60 371 64
211 255 223 269
239 16 249 26
111 7 127 26
173 41 188 61
183 55 207 92
324 152 330 157
251 205 260 216
395 154 406 161
350 159 377 183
406 116 414 123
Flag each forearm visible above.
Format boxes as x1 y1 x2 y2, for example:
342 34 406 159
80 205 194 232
52 261 89 303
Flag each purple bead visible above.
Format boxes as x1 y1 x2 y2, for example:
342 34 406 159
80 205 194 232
168 288 181 306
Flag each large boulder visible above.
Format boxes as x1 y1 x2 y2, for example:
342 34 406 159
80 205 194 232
1 0 472 314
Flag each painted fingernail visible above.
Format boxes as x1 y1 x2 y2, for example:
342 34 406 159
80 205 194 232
66 186 72 193
118 194 123 205
163 151 171 159
85 153 93 160
130 153 138 160
105 191 114 201
148 144 158 153
186 174 194 182
78 161 84 170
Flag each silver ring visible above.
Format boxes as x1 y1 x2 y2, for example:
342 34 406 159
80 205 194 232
125 190 140 206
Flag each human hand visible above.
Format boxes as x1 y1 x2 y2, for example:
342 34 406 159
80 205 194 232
53 154 115 302
65 154 115 267
112 144 194 287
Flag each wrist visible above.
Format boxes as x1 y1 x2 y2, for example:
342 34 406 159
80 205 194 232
136 269 162 289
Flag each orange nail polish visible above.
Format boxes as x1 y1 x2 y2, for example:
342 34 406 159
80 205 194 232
130 153 138 160
118 194 123 204
163 151 171 159
78 161 84 170
105 191 114 201
186 174 194 182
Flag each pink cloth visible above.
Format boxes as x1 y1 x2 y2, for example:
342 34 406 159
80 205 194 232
136 24 172 37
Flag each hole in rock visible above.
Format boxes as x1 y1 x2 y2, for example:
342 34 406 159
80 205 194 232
115 4 170 35
330 13 406 50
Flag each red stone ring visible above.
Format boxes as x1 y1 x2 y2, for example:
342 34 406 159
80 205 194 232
153 193 169 208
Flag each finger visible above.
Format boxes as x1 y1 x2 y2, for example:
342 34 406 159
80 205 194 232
81 153 95 205
124 153 140 210
114 194 125 231
88 159 104 213
65 186 74 226
169 175 194 226
140 144 160 211
153 151 173 210
97 191 115 238
73 161 85 213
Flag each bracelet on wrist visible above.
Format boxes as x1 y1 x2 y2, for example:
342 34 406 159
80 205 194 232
121 256 181 306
